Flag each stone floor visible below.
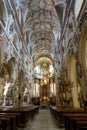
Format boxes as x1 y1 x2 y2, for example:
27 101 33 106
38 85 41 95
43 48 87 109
19 109 65 130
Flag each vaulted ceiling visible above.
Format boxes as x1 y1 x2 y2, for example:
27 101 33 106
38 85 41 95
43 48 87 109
18 0 65 57
17 0 66 77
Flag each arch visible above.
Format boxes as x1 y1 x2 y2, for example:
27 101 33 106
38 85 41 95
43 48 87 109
79 24 87 100
79 24 87 81
34 54 53 63
55 3 64 27
35 56 53 66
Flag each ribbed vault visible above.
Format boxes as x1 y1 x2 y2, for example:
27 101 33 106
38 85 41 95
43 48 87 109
18 0 65 78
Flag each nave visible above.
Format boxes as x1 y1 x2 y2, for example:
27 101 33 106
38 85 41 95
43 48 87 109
0 0 87 130
20 109 64 130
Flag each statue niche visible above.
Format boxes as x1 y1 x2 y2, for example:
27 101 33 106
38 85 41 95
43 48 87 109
58 81 73 107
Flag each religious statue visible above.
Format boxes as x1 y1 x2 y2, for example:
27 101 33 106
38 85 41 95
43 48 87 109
58 80 73 107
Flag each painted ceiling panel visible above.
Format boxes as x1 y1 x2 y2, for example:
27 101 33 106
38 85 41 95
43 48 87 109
18 0 65 62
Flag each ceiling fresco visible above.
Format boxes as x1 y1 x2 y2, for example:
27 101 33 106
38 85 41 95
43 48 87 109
17 0 65 78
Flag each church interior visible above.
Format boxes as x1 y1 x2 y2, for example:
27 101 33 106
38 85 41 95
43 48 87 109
0 0 87 130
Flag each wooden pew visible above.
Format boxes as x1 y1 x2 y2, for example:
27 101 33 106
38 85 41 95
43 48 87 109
63 113 87 130
0 113 20 130
0 110 21 128
50 106 87 130
50 106 85 128
9 106 39 127
67 118 87 130
70 118 87 130
77 121 87 130
0 106 39 128
0 116 11 130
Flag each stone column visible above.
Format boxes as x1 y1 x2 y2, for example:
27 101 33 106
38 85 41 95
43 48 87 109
69 56 80 108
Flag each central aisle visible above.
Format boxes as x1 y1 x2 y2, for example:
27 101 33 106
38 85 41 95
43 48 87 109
24 109 65 130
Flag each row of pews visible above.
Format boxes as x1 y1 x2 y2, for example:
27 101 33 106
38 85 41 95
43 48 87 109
50 106 87 130
0 105 39 130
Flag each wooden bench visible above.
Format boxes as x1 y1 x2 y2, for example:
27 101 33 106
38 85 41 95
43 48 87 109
0 113 20 130
0 116 11 130
0 106 39 128
69 118 87 130
0 110 21 126
50 107 84 127
63 113 87 130
50 107 85 128
77 121 87 130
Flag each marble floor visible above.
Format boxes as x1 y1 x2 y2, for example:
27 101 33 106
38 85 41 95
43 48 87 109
19 109 65 130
